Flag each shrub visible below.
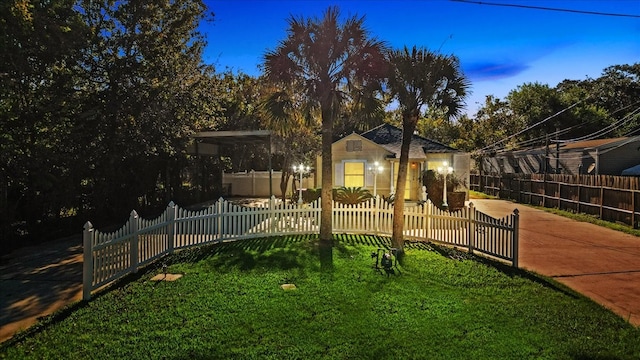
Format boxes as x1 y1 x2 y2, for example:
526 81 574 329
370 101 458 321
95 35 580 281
334 186 373 205
302 188 321 203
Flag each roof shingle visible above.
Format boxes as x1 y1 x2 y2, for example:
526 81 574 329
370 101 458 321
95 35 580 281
360 123 458 159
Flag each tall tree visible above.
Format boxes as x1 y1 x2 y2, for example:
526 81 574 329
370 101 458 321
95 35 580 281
261 81 321 202
507 82 568 143
262 6 386 267
1 0 89 249
75 0 215 218
386 46 469 255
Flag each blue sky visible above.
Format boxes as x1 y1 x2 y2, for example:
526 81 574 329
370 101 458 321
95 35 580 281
200 0 640 115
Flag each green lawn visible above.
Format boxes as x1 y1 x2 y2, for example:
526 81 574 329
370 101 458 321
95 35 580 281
2 235 639 359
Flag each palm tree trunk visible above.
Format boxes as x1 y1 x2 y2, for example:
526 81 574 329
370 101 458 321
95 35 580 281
280 171 291 203
319 105 334 269
392 114 419 260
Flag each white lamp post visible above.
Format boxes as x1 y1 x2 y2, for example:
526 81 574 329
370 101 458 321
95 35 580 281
437 161 453 208
292 164 310 204
367 161 384 196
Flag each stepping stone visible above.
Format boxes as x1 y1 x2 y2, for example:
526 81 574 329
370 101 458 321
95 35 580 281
151 273 183 281
280 283 297 291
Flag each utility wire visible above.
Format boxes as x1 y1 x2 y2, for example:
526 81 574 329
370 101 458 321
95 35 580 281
478 98 586 152
451 0 640 18
557 106 640 143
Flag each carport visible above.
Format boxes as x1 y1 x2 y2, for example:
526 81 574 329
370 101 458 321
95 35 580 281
188 130 273 198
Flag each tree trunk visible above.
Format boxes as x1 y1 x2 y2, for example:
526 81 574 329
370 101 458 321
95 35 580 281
392 113 418 260
280 172 291 203
319 104 334 270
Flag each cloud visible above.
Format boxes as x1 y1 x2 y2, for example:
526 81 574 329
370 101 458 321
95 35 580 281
464 61 530 82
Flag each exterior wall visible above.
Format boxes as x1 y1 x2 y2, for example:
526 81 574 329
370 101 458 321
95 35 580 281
317 133 470 201
330 133 395 197
223 170 315 197
600 140 640 175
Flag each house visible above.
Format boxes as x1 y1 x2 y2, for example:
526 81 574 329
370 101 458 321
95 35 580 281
481 136 640 176
315 123 470 201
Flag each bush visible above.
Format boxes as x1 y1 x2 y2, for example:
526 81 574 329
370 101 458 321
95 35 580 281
302 188 321 203
423 170 464 210
333 186 373 205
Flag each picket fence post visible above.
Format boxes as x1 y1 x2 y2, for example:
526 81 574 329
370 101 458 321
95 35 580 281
269 195 276 235
512 208 520 268
167 201 176 254
82 221 94 301
425 201 432 240
130 210 139 273
373 196 379 235
468 202 476 253
216 197 224 241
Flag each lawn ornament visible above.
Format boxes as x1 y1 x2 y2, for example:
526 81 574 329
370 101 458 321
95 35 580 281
371 248 398 276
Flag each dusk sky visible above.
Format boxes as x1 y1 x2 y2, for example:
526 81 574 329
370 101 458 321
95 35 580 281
200 0 640 115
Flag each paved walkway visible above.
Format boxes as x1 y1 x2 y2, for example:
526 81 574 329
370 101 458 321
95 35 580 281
1 198 639 343
0 236 83 343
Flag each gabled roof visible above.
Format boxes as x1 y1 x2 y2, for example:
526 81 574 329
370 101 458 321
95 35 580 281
332 132 393 156
360 123 458 159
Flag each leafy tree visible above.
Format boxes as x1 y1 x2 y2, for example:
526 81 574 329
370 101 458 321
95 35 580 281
1 0 218 251
0 0 89 248
262 6 387 267
507 82 569 143
571 63 640 137
386 46 469 256
74 0 215 218
260 83 321 203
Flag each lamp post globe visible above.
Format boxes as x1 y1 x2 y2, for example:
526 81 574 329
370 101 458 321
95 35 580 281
367 161 384 197
292 164 309 204
437 161 453 208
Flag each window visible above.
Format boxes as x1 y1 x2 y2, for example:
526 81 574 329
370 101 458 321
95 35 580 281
346 140 362 152
344 162 365 187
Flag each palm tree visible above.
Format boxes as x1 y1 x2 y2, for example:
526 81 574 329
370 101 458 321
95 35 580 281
386 46 470 257
262 6 386 267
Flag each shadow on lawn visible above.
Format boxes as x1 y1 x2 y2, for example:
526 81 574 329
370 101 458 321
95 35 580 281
423 242 582 300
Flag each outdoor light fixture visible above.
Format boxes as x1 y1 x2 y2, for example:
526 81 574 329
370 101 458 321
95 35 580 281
292 164 310 204
437 161 453 208
371 247 398 276
367 161 384 196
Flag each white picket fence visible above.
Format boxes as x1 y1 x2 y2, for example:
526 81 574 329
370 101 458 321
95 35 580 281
83 197 519 299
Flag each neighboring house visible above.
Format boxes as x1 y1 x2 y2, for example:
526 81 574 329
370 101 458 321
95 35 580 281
316 123 470 201
482 136 640 176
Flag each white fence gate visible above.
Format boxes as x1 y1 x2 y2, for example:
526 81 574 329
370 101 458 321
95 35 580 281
83 197 519 299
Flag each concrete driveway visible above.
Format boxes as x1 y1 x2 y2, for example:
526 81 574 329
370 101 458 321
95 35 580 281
0 236 83 343
471 199 640 326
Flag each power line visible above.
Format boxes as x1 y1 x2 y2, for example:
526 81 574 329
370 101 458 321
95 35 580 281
451 0 640 18
557 106 640 144
478 98 586 152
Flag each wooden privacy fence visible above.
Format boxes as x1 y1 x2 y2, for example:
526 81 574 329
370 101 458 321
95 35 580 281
83 197 519 299
471 174 639 229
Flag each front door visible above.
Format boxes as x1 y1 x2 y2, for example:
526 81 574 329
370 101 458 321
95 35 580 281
393 162 420 200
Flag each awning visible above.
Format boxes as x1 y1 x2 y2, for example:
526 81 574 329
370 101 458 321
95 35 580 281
188 130 272 155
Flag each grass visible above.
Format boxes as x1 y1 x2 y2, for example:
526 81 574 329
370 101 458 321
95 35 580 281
2 235 639 359
469 190 497 200
536 207 640 238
